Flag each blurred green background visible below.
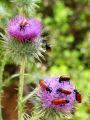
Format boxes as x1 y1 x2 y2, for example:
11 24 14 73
0 0 90 120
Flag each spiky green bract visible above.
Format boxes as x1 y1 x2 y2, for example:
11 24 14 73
32 103 61 120
30 100 62 120
29 91 72 120
30 108 45 120
0 33 45 63
11 0 40 16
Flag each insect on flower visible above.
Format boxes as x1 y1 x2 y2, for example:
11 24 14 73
59 76 70 83
74 89 82 103
39 80 52 93
45 44 52 53
56 88 72 95
52 98 69 105
38 76 81 114
7 16 42 41
19 19 28 31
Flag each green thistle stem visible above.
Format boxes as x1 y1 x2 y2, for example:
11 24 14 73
18 58 26 120
0 55 7 120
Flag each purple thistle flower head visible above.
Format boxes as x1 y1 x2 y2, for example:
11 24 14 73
39 76 81 113
7 16 42 41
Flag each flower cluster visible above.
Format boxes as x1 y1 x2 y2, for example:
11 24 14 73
38 76 81 114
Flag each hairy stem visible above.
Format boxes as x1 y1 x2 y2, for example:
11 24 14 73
0 55 7 120
18 58 26 120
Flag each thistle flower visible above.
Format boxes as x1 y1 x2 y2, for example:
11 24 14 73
0 15 45 62
7 16 42 41
33 76 82 119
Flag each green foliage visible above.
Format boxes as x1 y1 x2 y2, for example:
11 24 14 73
11 0 40 16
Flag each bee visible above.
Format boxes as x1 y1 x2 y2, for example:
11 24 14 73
59 76 70 83
56 88 72 95
45 44 52 53
52 98 69 105
39 80 52 93
74 89 82 103
19 19 27 31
